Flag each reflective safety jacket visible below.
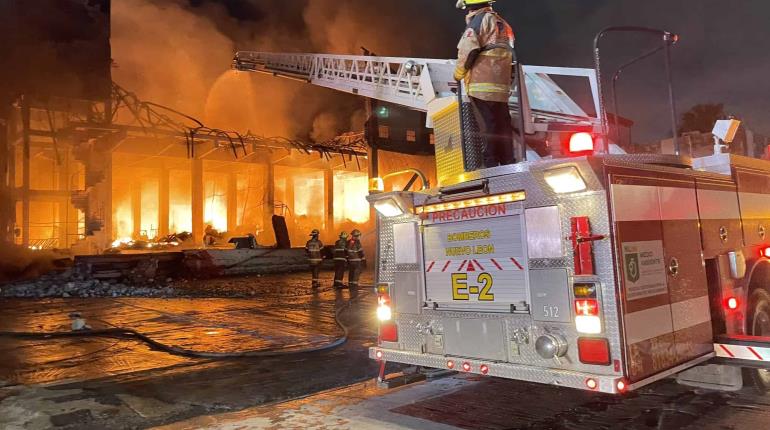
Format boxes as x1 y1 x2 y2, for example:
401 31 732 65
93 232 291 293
346 238 365 263
454 7 515 103
305 238 324 264
333 239 348 262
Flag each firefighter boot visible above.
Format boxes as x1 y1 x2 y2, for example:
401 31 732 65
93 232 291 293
333 261 347 289
348 261 362 293
311 263 321 289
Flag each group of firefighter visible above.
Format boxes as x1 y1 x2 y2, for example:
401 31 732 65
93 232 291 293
305 229 365 290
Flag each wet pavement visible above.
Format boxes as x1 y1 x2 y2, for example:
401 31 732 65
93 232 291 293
156 374 770 430
3 271 770 429
0 272 385 429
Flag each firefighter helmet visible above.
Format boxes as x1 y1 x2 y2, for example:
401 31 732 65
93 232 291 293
351 229 362 237
310 229 320 236
339 231 348 239
456 0 493 9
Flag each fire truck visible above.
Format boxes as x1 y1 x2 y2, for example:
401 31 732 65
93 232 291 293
233 27 770 394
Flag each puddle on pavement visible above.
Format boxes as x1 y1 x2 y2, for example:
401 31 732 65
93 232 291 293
0 283 374 386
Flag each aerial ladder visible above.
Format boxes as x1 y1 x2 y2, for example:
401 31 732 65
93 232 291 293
233 45 770 394
233 51 607 180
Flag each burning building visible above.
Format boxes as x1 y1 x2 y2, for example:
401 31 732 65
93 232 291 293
0 1 436 256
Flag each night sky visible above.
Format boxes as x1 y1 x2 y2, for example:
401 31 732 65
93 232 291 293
197 0 770 143
4 0 769 143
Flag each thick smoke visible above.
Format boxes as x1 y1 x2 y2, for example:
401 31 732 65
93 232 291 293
111 0 456 142
109 1 770 146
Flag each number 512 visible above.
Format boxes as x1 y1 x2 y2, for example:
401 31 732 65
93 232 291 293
451 272 495 301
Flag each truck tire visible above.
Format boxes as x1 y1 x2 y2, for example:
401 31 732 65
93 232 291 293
745 288 770 392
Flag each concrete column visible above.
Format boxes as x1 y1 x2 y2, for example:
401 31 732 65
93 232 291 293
0 100 9 242
158 165 169 237
131 178 141 239
263 162 274 243
191 158 204 244
21 95 30 247
102 153 113 248
325 167 334 238
227 171 237 232
58 148 70 248
285 169 294 216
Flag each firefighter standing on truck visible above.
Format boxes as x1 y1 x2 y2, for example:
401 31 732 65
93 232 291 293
333 231 348 289
346 229 365 291
305 229 323 289
454 0 516 168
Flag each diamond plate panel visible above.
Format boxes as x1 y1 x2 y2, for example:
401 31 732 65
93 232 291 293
432 103 465 187
375 159 625 379
461 101 484 172
529 258 570 269
370 347 624 394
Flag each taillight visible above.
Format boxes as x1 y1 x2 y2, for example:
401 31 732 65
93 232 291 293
577 337 611 365
377 293 392 322
761 247 770 258
569 132 594 154
379 322 398 342
575 299 599 316
575 298 602 334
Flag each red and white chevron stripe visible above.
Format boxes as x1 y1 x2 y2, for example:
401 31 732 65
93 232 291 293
715 343 770 362
425 257 524 272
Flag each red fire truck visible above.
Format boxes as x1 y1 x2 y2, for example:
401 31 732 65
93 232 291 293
234 27 770 394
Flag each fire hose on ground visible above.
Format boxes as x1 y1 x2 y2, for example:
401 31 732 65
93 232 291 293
0 290 369 359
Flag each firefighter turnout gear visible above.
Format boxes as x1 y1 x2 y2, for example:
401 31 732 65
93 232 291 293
333 232 348 289
454 7 514 103
472 97 516 167
455 6 516 168
305 231 324 288
346 230 365 291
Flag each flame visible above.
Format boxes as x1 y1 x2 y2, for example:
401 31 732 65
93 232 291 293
140 179 159 239
114 200 133 240
204 177 228 232
111 237 133 248
334 172 369 224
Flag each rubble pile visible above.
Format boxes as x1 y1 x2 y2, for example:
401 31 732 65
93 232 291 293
0 267 178 298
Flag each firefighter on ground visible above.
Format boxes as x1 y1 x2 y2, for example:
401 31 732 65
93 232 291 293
333 231 349 289
305 229 324 289
454 0 517 168
346 229 365 291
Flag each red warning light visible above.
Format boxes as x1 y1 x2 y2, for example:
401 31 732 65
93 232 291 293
447 360 455 369
726 297 739 310
575 299 599 316
375 350 383 360
761 247 770 258
616 379 627 393
569 132 594 154
462 362 472 372
480 364 489 375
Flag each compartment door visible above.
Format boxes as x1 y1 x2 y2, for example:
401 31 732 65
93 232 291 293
611 171 711 382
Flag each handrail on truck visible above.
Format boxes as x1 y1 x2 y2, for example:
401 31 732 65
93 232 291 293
594 26 680 155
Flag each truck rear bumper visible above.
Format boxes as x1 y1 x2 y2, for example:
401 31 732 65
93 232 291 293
370 347 625 394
